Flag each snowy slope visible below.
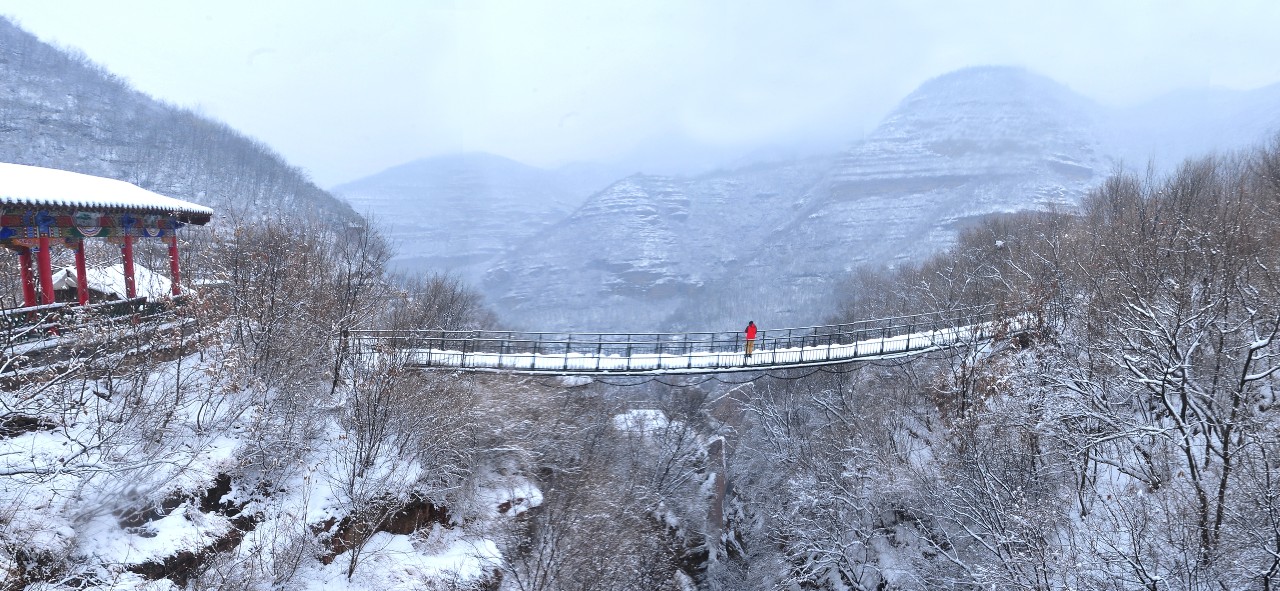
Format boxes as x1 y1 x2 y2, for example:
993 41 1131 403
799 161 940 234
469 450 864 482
333 153 606 284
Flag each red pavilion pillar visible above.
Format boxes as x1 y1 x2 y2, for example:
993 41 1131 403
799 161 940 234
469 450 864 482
167 232 181 296
35 235 55 306
121 235 137 299
74 238 89 306
18 247 37 308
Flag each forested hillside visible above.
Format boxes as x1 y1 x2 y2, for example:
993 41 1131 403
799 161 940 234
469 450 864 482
729 141 1280 589
0 17 355 223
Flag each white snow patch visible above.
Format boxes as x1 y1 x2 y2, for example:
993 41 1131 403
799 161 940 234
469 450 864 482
294 531 499 590
613 409 669 435
80 502 232 565
474 474 544 518
559 375 592 387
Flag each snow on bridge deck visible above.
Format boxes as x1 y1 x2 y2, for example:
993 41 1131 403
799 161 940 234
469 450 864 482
345 305 1028 376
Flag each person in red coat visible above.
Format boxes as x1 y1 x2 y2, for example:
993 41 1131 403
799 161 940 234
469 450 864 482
745 321 757 358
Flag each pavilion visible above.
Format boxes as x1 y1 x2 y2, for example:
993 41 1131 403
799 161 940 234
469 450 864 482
0 162 213 310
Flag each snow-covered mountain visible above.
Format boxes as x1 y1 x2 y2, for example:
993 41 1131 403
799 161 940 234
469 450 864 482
483 158 833 330
347 66 1280 332
333 153 609 284
705 67 1108 327
484 67 1108 331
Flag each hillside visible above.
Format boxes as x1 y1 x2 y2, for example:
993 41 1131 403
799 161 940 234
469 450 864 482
482 158 833 330
0 16 356 222
333 153 609 284
707 67 1106 328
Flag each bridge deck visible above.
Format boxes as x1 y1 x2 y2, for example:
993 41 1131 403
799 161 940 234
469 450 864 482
346 305 1023 376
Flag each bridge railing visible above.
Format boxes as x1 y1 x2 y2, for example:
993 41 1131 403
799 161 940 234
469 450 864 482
343 303 1017 373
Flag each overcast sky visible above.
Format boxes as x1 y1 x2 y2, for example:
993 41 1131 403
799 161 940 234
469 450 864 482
5 0 1280 186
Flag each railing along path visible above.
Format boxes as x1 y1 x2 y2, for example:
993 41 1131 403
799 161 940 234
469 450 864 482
345 304 1025 376
2 295 198 377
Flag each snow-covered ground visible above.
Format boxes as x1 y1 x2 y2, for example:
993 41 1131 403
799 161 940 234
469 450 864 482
0 345 538 591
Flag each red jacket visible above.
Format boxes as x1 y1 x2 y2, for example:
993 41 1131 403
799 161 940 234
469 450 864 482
745 323 757 339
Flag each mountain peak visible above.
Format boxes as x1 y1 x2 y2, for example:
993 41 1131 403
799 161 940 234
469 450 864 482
839 66 1103 176
878 66 1100 141
912 66 1073 98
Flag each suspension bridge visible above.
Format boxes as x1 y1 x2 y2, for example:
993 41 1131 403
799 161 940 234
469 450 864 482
343 304 1028 376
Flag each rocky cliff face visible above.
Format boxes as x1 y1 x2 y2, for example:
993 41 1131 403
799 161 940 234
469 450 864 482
821 66 1103 256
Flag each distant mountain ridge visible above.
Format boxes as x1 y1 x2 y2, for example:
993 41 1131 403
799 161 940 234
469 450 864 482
0 17 355 222
342 66 1280 331
333 152 609 284
1106 83 1280 167
13 8 1280 334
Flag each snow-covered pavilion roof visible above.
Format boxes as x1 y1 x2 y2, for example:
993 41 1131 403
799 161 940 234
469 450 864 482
0 162 212 224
